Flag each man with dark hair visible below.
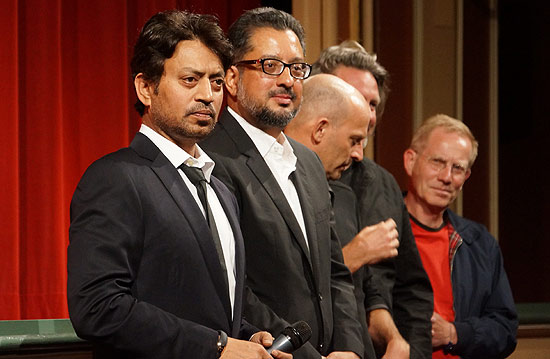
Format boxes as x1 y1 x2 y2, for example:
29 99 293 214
68 10 290 359
404 114 517 359
201 7 364 359
314 41 433 359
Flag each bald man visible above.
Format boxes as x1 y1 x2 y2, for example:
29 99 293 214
285 74 398 359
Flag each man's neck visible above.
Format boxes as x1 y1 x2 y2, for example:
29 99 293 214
141 117 198 156
404 192 445 228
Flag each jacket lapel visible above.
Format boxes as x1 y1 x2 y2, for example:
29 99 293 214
130 133 232 325
290 149 321 281
219 110 313 266
211 177 245 337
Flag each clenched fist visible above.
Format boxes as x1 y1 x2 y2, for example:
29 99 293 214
342 218 399 273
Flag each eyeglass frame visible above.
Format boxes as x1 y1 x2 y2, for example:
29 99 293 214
233 58 312 79
417 152 470 178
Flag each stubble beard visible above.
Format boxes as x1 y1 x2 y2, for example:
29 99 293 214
150 105 216 142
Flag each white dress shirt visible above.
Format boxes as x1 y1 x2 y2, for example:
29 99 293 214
228 107 309 249
139 124 236 317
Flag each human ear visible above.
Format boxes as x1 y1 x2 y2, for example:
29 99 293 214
403 149 417 176
134 73 153 107
224 66 239 98
312 118 329 145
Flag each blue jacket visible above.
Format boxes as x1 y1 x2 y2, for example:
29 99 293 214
447 209 518 358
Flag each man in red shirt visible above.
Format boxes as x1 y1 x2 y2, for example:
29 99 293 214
403 114 517 358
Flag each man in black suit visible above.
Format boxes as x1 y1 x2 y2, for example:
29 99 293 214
285 73 392 359
201 7 363 359
67 10 290 359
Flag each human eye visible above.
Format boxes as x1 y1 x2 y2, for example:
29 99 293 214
370 101 378 110
181 76 198 86
264 60 277 69
211 78 225 90
429 158 446 169
262 59 282 74
452 163 466 175
263 60 278 69
290 63 304 71
350 137 362 147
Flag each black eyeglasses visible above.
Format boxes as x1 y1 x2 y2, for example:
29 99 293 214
234 58 312 79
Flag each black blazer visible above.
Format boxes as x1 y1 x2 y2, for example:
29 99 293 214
201 109 364 359
68 133 256 358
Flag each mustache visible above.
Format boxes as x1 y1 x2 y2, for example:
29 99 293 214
185 104 216 118
268 88 296 101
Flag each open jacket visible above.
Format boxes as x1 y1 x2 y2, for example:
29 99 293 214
446 209 518 359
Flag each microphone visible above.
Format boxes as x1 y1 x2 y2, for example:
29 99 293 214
266 321 312 354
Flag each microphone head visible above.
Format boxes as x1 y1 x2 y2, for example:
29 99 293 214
282 321 312 349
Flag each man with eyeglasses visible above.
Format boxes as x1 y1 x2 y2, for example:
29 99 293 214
403 114 518 359
201 7 364 359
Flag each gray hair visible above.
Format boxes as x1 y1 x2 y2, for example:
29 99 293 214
313 40 389 118
410 114 479 167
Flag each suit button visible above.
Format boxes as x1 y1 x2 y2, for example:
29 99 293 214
319 343 324 350
318 293 323 301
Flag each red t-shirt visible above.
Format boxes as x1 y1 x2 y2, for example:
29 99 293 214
410 217 459 359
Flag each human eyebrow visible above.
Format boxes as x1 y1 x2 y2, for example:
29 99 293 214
210 70 225 79
179 67 222 77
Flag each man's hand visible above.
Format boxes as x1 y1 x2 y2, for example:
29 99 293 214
383 336 410 359
248 331 293 359
326 351 360 359
342 218 399 272
431 312 457 348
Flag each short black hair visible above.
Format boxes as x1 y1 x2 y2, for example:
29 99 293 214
130 10 232 116
228 7 306 62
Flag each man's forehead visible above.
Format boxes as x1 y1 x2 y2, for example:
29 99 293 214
246 27 304 58
170 40 223 70
422 129 472 159
334 67 379 98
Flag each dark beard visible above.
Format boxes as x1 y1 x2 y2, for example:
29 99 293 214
237 77 300 129
151 107 216 142
252 106 298 129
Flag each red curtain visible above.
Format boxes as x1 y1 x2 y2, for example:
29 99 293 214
0 0 260 320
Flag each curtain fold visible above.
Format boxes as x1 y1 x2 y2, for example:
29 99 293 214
1 0 259 320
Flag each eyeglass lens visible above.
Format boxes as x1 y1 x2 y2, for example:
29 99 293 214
262 59 310 79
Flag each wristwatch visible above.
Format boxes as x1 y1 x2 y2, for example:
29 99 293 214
216 330 228 358
443 341 455 354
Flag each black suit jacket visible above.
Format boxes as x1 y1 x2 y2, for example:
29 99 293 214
68 133 257 359
201 108 364 359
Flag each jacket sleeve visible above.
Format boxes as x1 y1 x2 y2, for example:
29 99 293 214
68 158 221 359
328 224 365 358
452 239 518 359
359 167 433 359
389 207 434 359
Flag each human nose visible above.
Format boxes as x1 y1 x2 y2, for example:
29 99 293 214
276 66 295 88
195 78 214 103
437 164 453 183
368 113 377 136
351 143 364 162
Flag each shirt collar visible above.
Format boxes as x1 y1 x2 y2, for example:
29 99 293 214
139 124 215 181
227 106 295 161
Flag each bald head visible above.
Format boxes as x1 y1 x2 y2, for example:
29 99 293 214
285 74 370 179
